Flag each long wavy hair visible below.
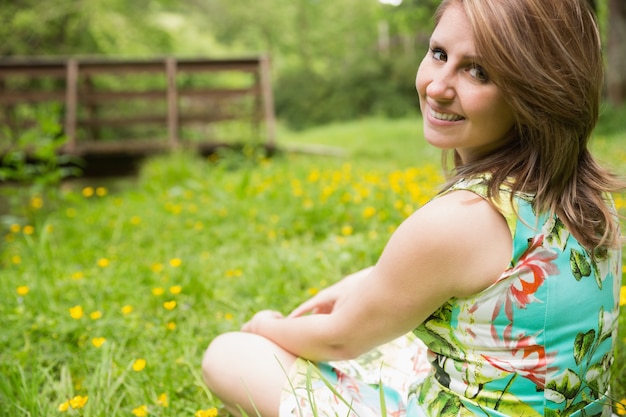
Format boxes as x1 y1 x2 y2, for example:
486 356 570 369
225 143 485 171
436 0 625 251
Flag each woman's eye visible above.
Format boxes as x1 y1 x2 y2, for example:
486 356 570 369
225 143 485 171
431 48 447 62
469 65 488 82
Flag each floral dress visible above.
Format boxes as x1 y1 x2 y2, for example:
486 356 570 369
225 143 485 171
279 176 621 417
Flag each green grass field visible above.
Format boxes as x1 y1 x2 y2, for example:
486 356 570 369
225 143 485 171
1 116 624 416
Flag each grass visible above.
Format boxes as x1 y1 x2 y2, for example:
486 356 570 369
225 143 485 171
0 115 625 416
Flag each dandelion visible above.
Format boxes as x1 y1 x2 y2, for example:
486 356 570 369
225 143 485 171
151 262 164 273
152 287 165 296
620 286 626 307
30 196 43 209
163 301 177 311
95 186 107 197
341 225 353 236
224 313 234 321
69 395 88 409
157 393 168 407
169 285 182 295
9 224 21 233
362 206 377 219
58 400 70 412
130 215 142 225
169 258 182 267
82 187 94 197
69 305 84 320
307 287 319 296
132 404 148 417
225 269 243 278
23 225 34 235
71 271 84 280
12 254 22 264
16 285 29 296
166 321 176 331
90 311 103 320
195 407 219 417
97 258 110 268
617 399 626 416
132 358 147 371
91 337 106 348
121 305 133 315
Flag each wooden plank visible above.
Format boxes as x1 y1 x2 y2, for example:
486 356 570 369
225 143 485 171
259 54 276 146
0 91 66 104
64 59 78 153
166 57 179 148
78 115 167 126
79 91 167 102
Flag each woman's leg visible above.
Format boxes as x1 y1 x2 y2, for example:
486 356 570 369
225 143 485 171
202 331 297 417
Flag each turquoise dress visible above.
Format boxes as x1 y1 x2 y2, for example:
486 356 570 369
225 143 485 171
280 176 621 417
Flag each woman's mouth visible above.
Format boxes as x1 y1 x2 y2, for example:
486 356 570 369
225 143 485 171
429 107 464 122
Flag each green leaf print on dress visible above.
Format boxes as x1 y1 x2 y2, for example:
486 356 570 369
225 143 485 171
570 249 592 281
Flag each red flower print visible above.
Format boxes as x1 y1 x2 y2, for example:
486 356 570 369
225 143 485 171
493 235 559 321
482 333 558 388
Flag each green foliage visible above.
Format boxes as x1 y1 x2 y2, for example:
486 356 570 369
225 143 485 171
0 118 623 415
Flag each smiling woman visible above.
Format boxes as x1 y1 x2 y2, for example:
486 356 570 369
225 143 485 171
201 0 626 416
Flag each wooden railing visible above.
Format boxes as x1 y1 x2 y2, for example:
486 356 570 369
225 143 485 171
0 55 276 157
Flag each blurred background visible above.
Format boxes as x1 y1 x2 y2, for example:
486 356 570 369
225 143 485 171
2 0 624 132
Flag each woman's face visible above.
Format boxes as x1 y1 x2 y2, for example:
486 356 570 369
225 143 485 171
415 3 516 163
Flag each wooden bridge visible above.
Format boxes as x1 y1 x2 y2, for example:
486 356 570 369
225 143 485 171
0 55 276 175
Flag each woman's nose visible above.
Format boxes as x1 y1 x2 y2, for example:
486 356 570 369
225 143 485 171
426 70 456 101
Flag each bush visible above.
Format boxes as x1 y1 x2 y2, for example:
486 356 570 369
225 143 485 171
275 55 421 130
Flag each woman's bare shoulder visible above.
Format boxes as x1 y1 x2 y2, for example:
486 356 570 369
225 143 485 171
389 189 512 297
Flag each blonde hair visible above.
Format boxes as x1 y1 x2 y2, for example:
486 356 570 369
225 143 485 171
436 0 625 251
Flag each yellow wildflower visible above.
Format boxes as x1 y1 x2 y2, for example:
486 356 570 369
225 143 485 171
307 287 319 296
132 358 147 372
169 285 182 295
71 271 84 280
69 305 84 320
617 399 626 416
82 187 94 197
195 408 219 417
166 321 176 331
97 258 110 268
23 225 34 235
58 400 70 412
69 395 88 409
169 258 182 267
90 311 103 320
91 337 106 348
163 301 177 311
121 305 133 315
362 206 377 219
152 287 165 296
95 187 107 197
341 225 353 236
620 286 626 307
130 216 142 225
30 196 43 209
151 263 164 273
16 285 29 296
11 255 21 264
157 393 168 407
132 404 148 417
9 224 21 233
224 313 234 321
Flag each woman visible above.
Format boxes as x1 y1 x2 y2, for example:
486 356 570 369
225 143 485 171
202 0 624 415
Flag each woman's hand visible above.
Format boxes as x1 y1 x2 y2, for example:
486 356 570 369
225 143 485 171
288 267 373 318
241 310 284 334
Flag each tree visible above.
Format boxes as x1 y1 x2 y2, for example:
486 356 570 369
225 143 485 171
606 0 626 105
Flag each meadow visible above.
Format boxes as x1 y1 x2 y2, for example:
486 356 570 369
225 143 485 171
0 116 625 416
